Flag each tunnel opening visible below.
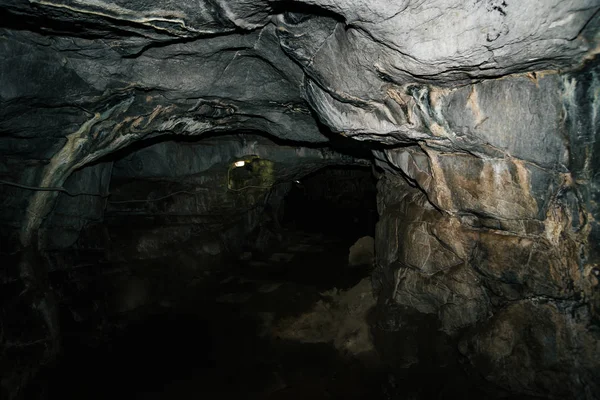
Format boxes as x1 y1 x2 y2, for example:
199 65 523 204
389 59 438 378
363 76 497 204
27 132 386 400
281 165 378 239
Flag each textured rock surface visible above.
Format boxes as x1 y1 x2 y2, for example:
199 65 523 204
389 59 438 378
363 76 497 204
1 1 600 399
348 236 375 267
272 278 377 363
371 61 600 399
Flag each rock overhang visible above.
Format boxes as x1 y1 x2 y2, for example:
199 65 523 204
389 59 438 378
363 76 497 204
1 1 598 147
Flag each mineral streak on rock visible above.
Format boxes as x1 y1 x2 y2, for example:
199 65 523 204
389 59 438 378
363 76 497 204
1 1 600 399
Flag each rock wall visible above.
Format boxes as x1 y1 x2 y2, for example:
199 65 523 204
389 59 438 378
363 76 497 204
371 61 600 399
1 1 599 399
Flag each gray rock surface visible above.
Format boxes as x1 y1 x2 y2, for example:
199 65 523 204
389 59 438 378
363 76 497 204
1 1 600 399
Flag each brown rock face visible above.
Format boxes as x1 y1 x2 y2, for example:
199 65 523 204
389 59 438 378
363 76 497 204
372 148 600 398
374 175 489 335
459 301 599 398
371 65 600 396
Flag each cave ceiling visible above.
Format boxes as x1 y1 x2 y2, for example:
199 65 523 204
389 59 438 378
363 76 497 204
1 1 599 245
1 0 598 152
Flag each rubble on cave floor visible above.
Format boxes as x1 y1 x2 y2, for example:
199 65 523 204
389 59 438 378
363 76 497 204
43 228 384 400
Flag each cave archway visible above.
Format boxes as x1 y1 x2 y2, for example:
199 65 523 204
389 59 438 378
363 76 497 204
31 131 386 400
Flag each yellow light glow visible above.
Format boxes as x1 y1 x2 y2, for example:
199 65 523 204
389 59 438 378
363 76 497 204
234 160 245 167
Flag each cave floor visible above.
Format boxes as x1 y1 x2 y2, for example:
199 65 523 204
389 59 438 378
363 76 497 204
40 228 384 400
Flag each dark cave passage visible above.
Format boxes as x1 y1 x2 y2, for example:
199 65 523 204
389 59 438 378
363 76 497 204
25 138 385 400
41 232 384 400
281 165 378 239
11 133 517 400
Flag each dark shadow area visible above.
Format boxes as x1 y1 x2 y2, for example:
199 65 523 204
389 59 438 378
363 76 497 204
282 165 378 240
366 305 491 400
21 140 383 399
33 233 384 399
40 307 384 400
